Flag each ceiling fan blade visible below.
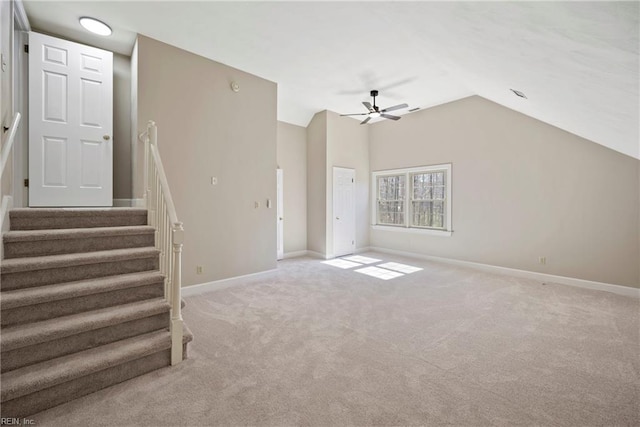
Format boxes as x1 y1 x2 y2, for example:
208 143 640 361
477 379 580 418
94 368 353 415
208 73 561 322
362 101 374 112
340 113 368 116
381 103 408 113
360 117 372 125
381 114 401 121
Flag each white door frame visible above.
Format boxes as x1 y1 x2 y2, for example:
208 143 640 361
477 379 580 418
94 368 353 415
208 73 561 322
28 32 113 207
12 19 29 207
332 166 356 258
276 168 284 260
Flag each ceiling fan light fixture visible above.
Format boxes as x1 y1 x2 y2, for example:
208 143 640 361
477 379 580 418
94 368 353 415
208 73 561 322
79 17 112 36
340 90 407 124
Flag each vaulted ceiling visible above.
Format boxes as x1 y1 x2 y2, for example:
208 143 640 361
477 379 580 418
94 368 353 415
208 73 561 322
23 1 640 159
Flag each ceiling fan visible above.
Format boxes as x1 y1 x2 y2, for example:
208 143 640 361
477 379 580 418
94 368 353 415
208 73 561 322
340 90 408 125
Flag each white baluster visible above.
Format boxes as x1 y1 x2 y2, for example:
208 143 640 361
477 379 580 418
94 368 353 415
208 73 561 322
170 222 184 365
144 121 185 365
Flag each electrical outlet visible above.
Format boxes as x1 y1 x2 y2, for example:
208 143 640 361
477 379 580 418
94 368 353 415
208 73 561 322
210 176 217 185
255 201 260 208
538 257 546 265
196 266 203 274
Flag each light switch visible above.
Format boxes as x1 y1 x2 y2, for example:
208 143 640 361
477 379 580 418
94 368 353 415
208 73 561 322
266 199 272 208
255 201 260 208
210 177 217 185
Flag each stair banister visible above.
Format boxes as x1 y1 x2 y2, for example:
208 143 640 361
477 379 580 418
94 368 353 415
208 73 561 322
142 120 184 365
0 112 22 177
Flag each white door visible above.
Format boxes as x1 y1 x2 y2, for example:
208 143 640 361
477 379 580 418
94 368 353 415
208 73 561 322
333 167 355 257
277 169 284 260
29 32 113 206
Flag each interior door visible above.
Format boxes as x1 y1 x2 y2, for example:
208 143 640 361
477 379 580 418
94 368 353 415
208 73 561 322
29 32 113 206
277 168 284 260
333 166 355 257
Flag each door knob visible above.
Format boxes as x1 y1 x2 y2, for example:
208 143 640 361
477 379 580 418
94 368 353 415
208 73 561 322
279 217 283 221
103 135 111 141
336 217 340 220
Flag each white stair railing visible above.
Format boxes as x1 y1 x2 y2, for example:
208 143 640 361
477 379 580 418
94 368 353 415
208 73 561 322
0 113 22 232
0 112 22 178
141 120 184 365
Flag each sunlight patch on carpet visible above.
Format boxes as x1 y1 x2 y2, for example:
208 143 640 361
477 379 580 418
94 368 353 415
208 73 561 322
322 259 362 269
377 262 423 274
342 255 381 264
355 266 404 280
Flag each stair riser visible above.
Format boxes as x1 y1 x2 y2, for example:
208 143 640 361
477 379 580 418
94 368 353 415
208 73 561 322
3 234 155 259
10 214 147 231
0 347 189 419
1 313 169 373
1 257 159 291
1 283 165 327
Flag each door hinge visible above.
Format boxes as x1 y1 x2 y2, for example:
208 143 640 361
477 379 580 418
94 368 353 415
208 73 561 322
352 178 354 183
24 179 29 187
24 45 28 54
352 240 354 245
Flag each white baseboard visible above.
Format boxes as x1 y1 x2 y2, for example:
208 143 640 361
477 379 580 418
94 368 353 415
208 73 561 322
1 195 14 233
282 250 308 259
368 246 640 298
306 250 328 259
305 247 372 260
113 199 134 207
1 196 13 259
182 268 278 296
354 246 372 254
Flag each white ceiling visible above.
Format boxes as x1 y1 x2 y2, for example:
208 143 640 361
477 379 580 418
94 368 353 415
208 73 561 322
23 1 640 159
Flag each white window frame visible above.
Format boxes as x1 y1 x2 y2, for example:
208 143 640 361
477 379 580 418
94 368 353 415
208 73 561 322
371 164 452 237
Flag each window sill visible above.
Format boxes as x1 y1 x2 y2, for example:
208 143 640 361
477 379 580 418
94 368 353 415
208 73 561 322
371 225 452 237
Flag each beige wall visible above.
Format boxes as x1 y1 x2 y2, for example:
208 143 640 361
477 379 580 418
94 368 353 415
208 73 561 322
306 111 327 255
112 53 131 200
0 0 13 200
369 96 640 288
326 111 370 255
305 110 370 257
135 35 277 286
277 121 307 254
130 39 138 200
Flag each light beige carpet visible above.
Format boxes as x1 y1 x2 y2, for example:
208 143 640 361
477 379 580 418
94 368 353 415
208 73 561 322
30 252 639 426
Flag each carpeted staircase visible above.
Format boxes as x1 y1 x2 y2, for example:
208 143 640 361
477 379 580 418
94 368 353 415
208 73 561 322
0 208 192 418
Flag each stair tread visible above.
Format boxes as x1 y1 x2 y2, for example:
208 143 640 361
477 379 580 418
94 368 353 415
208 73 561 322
0 325 193 402
1 247 160 274
1 298 170 352
3 226 155 242
0 271 165 310
9 208 147 218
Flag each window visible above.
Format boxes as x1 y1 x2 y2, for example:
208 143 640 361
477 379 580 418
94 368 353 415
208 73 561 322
376 175 405 226
372 164 452 236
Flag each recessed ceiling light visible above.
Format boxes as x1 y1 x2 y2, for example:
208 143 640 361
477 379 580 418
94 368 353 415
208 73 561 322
79 17 112 36
510 89 527 99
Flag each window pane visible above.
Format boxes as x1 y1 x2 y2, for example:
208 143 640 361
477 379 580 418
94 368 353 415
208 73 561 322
432 201 445 228
411 200 446 228
412 173 432 199
433 185 445 199
378 175 405 200
435 172 445 185
411 201 432 227
378 201 405 225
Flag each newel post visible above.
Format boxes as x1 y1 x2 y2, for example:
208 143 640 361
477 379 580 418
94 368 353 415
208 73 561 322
170 221 184 365
145 121 156 223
